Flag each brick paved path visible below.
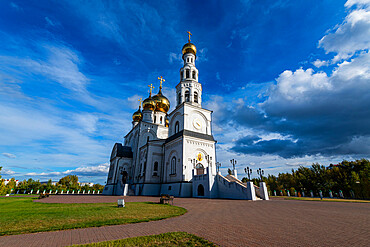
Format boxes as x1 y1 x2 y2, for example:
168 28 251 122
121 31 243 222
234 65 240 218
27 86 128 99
1 196 369 247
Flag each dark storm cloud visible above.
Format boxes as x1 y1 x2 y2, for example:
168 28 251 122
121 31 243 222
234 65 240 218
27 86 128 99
229 51 370 158
228 1 370 159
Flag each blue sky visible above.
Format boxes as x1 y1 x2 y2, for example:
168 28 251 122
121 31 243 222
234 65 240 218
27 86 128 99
1 0 369 184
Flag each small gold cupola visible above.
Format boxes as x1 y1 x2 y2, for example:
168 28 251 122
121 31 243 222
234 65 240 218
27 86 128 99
142 84 156 111
132 98 143 122
152 76 170 113
182 31 197 57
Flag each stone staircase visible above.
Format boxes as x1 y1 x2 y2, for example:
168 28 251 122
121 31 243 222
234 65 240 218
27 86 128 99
216 174 258 200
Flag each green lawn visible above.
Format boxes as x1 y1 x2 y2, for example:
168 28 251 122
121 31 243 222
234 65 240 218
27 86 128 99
71 232 216 247
0 197 186 236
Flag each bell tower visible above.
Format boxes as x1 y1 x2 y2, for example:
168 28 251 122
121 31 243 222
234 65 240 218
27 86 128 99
176 31 202 107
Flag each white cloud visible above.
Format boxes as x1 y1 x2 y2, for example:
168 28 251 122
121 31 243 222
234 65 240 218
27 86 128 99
345 0 370 8
216 72 221 80
319 1 370 58
1 168 15 175
169 52 182 64
10 2 21 10
0 45 90 93
2 153 16 159
45 16 56 26
25 163 109 177
73 113 99 133
313 59 329 68
127 94 144 110
267 68 331 103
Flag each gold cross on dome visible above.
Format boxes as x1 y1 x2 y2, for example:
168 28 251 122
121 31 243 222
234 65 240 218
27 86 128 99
138 98 143 108
148 84 154 95
187 31 192 42
158 76 165 89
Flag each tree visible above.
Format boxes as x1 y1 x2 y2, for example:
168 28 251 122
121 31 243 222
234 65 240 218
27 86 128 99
58 175 79 189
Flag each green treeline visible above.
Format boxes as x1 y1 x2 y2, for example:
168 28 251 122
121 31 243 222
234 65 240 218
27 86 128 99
0 173 104 195
242 159 370 199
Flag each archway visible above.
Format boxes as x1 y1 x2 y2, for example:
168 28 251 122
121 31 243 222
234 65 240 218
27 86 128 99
197 184 204 196
121 171 128 184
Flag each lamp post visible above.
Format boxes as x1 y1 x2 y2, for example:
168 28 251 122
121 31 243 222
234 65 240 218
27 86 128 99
257 168 264 181
216 162 221 173
205 155 212 174
244 167 252 181
230 159 237 170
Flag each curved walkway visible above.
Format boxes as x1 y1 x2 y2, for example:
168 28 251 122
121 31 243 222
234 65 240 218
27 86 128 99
1 196 369 247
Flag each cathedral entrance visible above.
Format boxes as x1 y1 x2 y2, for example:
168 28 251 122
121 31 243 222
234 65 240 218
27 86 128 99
196 163 205 175
197 184 205 196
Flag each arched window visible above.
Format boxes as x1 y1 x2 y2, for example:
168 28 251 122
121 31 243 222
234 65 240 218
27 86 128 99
178 93 181 105
192 71 196 79
186 69 190 78
185 90 190 102
154 116 156 123
153 162 158 176
194 91 198 103
170 157 176 175
175 121 179 134
160 116 163 124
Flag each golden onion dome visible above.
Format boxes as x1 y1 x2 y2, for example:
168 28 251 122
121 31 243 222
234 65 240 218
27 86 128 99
142 96 156 111
132 107 142 122
152 89 170 113
182 42 197 56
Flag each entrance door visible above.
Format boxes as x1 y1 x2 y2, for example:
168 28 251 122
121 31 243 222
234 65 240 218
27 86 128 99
196 163 205 175
197 184 204 196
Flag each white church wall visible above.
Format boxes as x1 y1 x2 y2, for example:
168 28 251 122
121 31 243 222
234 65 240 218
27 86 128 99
164 138 183 183
141 184 161 196
169 110 184 136
160 182 192 197
183 137 216 179
143 142 163 183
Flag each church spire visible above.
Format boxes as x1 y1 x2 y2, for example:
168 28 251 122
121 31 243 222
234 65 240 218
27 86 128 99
177 32 201 107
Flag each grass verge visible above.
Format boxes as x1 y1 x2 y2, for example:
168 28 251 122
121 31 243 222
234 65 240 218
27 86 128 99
280 196 370 203
0 197 186 236
70 232 216 247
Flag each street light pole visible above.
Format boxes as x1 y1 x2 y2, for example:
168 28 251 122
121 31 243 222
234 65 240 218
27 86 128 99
244 167 252 181
230 159 237 170
257 168 264 181
216 162 221 173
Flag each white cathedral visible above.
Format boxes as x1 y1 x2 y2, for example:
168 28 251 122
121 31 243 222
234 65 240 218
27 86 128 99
103 34 268 200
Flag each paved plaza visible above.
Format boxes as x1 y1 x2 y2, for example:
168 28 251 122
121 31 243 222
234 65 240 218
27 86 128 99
0 196 369 247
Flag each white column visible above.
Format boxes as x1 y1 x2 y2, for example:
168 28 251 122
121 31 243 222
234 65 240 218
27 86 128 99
247 181 256 201
259 182 269 200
